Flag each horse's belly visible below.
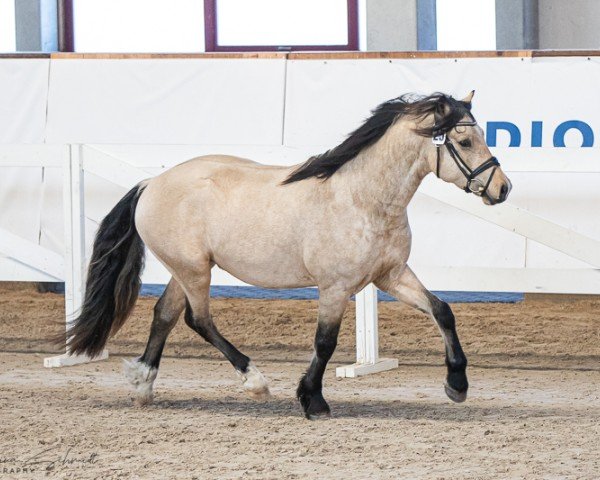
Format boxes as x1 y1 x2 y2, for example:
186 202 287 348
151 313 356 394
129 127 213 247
214 255 315 289
211 237 314 288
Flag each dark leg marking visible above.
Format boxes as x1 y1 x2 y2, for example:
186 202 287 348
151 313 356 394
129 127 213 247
140 282 185 370
427 292 468 402
297 322 340 419
184 301 250 373
124 280 185 405
184 300 270 399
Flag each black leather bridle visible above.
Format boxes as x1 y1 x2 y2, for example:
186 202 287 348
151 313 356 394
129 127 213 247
433 121 500 196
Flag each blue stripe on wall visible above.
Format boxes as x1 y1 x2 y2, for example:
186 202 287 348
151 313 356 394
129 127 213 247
140 284 523 304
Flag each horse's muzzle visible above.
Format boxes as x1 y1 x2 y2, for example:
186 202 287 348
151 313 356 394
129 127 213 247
484 181 511 205
498 182 510 203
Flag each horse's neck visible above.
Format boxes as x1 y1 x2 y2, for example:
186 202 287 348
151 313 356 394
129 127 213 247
335 124 430 216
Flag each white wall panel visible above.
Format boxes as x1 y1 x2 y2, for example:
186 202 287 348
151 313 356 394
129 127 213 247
283 57 531 147
0 59 49 143
0 167 43 242
45 59 286 145
0 145 65 281
407 192 526 269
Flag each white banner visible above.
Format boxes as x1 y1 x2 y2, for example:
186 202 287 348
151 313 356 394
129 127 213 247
0 59 49 143
45 59 287 145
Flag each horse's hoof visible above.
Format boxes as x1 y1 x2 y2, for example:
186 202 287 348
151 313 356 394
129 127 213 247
133 393 154 407
445 384 467 403
123 358 157 406
297 378 331 419
246 385 271 401
307 410 332 421
238 363 270 400
301 395 331 420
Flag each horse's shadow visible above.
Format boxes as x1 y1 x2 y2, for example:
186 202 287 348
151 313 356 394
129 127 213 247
98 395 573 422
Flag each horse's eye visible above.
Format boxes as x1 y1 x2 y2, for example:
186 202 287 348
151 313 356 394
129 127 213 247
458 139 472 148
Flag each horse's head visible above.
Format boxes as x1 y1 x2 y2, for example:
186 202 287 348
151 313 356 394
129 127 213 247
425 91 511 205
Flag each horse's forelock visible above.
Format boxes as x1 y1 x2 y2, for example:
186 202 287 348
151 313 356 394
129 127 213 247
410 94 474 137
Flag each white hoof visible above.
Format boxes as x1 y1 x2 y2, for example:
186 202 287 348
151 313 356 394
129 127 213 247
123 358 157 406
237 363 271 400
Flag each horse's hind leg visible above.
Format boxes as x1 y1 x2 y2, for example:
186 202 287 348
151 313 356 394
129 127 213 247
124 278 185 405
375 265 468 402
297 288 349 419
182 267 270 399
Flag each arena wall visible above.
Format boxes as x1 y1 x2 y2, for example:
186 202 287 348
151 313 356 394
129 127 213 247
1 52 599 293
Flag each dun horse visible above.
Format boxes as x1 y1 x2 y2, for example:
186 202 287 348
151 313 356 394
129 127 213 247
66 92 511 419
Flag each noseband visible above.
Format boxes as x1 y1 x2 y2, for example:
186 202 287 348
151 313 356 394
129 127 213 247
433 121 500 196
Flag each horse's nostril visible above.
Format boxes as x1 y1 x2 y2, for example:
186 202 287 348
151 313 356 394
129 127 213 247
500 183 508 197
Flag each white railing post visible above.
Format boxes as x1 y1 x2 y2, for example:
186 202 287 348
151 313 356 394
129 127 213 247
63 145 76 328
44 145 108 367
355 287 366 364
70 144 86 315
336 284 398 378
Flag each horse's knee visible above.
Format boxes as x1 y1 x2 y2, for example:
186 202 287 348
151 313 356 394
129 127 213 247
429 296 467 364
315 332 337 360
314 323 340 359
431 298 456 331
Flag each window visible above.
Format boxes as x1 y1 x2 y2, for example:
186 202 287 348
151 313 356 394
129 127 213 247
73 0 204 52
436 0 496 51
205 0 358 51
0 0 16 52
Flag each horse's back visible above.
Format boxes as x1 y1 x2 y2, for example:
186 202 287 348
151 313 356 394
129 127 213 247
139 154 293 206
177 154 289 178
136 153 294 227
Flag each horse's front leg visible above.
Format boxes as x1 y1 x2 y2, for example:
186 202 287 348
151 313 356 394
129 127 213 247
297 287 349 419
375 265 468 402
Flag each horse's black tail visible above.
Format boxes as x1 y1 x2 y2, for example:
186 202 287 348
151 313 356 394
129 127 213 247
66 184 147 358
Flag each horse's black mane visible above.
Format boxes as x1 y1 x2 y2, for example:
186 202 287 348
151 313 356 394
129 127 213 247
282 92 473 184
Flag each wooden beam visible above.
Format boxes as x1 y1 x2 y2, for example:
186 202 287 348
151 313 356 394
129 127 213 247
50 52 288 59
0 228 63 279
0 50 598 61
288 50 534 59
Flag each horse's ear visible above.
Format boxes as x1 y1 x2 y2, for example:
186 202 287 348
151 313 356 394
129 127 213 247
461 90 475 107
